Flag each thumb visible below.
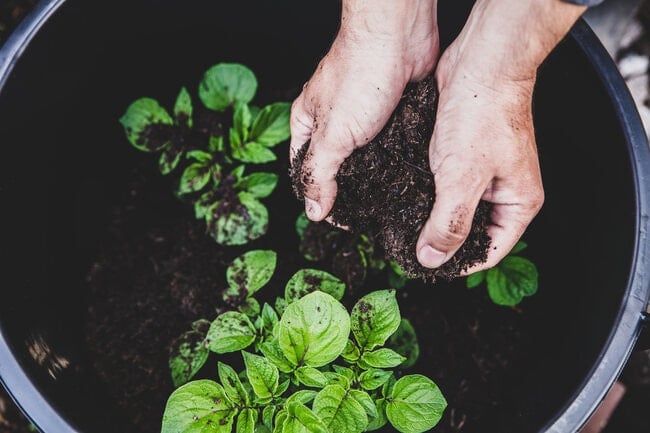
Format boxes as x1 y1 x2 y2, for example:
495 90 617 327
416 173 487 269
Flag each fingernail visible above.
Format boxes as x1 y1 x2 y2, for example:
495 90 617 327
418 245 447 268
305 198 322 220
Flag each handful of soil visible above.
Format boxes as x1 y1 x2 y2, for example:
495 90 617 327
291 74 491 281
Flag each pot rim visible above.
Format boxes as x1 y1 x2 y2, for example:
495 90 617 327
0 2 649 433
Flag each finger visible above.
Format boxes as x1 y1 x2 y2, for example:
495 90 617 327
416 165 489 269
289 93 314 162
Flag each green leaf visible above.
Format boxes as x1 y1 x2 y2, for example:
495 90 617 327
284 269 345 305
323 372 350 389
286 390 318 406
341 339 360 363
159 146 184 175
365 398 388 431
360 348 406 369
236 409 257 433
387 319 419 369
234 102 253 142
260 340 295 373
174 86 193 128
236 172 279 198
313 385 368 433
243 351 279 399
238 191 269 241
359 369 393 391
210 135 225 153
194 191 217 219
295 213 310 239
162 380 236 433
206 312 256 353
249 102 291 147
206 192 269 245
466 270 486 288
486 256 538 306
261 303 280 335
120 98 173 152
349 390 379 427
169 330 209 387
239 297 261 317
226 250 277 298
274 411 287 433
186 150 213 163
275 297 288 317
284 402 329 433
295 366 329 388
509 240 528 255
263 405 276 430
233 140 277 164
351 290 401 351
331 365 355 383
199 63 257 111
179 163 211 195
278 291 350 368
218 362 250 405
386 375 447 433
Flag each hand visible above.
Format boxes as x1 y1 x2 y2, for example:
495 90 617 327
415 0 585 272
290 0 438 221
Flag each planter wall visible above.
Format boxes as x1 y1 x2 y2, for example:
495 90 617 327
1 1 650 433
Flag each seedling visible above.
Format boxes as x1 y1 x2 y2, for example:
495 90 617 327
465 241 539 306
119 63 290 245
165 250 445 433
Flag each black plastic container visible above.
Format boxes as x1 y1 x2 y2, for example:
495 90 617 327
1 1 649 432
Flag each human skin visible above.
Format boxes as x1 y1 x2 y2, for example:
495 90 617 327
290 0 586 273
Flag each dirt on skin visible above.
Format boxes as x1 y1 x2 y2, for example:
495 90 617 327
290 73 491 281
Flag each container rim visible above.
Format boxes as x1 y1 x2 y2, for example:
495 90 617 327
0 2 649 433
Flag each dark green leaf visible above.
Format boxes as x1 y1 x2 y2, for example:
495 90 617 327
174 87 193 127
278 291 350 368
159 146 184 175
206 312 256 353
120 98 173 152
239 297 261 317
509 240 528 255
169 330 209 387
386 375 447 433
218 362 249 405
236 172 279 198
249 102 291 147
387 319 419 369
261 303 280 335
351 290 401 351
199 63 257 111
178 163 211 195
194 191 217 219
243 351 280 399
486 256 538 306
161 380 236 433
285 269 345 304
313 385 368 433
295 213 310 239
466 270 486 288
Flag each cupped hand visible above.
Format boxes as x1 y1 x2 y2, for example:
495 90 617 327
290 0 438 221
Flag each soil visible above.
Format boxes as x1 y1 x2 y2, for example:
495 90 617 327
290 74 491 282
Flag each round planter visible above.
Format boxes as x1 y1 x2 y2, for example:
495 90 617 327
1 1 649 433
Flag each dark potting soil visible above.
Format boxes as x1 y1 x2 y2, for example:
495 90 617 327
82 159 532 433
291 74 492 282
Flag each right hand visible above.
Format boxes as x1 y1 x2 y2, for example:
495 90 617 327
290 0 439 221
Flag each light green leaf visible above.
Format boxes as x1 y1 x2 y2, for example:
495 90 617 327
263 405 276 430
331 365 355 383
194 191 217 220
236 172 279 198
209 135 225 153
206 312 256 353
236 409 257 433
231 165 246 181
351 290 401 351
278 291 350 368
243 351 279 399
387 319 419 369
486 256 538 306
295 366 329 388
386 375 447 433
174 87 193 128
285 269 345 304
349 390 379 427
233 140 277 164
323 372 350 389
169 330 209 387
234 102 253 142
341 339 360 363
226 250 277 298
284 402 329 433
365 398 388 431
286 390 318 406
159 146 184 175
313 385 368 433
359 369 393 391
199 63 257 111
205 192 269 245
186 150 213 163
249 102 291 147
277 379 291 396
259 340 295 373
120 98 173 152
178 162 211 195
218 362 249 405
466 270 486 288
274 411 287 433
261 303 280 335
361 348 406 369
162 380 236 433
275 297 288 317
